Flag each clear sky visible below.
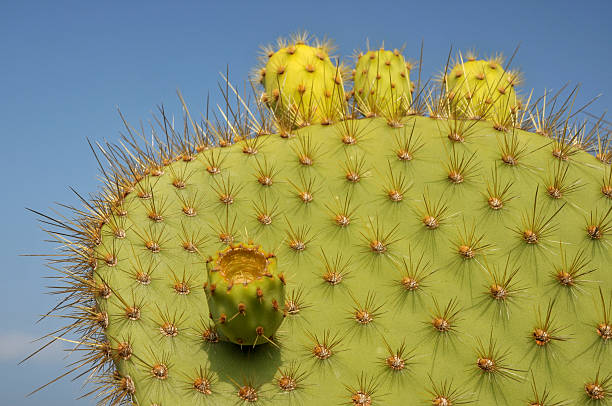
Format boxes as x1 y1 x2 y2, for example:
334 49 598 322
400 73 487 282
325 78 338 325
1 1 611 404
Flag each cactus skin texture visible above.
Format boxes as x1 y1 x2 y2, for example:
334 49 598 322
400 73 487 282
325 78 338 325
205 244 285 346
353 48 412 120
32 34 612 406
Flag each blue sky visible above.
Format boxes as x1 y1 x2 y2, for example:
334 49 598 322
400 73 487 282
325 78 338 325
1 1 611 404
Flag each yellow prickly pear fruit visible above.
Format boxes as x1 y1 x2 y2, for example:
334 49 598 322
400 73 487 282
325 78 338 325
261 36 345 127
446 56 520 130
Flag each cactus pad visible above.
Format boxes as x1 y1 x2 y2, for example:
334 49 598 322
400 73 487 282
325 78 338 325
31 34 611 405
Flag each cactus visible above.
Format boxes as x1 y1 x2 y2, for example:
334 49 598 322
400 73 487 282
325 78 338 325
31 33 611 405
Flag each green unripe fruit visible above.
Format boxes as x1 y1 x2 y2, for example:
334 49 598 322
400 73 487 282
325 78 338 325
446 57 520 129
353 48 412 122
262 42 345 127
205 243 285 346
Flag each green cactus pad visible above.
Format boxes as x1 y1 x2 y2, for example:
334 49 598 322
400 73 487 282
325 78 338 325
446 56 520 130
353 48 412 123
205 243 285 346
260 39 345 127
84 116 612 405
32 35 612 406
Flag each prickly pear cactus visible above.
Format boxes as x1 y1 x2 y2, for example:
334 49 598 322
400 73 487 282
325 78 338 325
32 34 611 405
